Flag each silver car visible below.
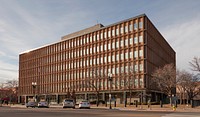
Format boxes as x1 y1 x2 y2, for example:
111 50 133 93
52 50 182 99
79 100 90 109
63 99 75 108
26 101 37 108
38 101 49 108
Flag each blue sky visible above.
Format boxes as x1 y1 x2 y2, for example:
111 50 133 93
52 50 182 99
0 0 200 83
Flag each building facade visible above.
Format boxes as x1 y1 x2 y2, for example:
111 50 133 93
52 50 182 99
18 14 175 104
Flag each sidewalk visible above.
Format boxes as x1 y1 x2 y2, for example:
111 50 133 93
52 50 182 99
6 104 200 112
91 104 200 112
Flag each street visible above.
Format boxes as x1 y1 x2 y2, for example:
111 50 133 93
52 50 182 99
0 107 200 117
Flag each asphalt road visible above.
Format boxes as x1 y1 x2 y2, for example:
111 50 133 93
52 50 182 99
0 107 200 117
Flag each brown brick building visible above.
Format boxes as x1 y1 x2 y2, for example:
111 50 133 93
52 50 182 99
18 14 175 104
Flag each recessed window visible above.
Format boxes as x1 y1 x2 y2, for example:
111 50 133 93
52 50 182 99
121 53 124 60
129 24 133 32
130 52 133 58
140 64 143 71
134 22 138 30
120 40 124 47
116 42 119 48
125 39 128 46
112 29 115 36
134 37 138 44
112 55 115 61
139 50 143 57
125 52 128 59
134 51 138 58
116 29 119 35
139 22 143 29
125 26 128 33
134 64 138 72
120 27 123 34
108 31 111 38
139 35 143 43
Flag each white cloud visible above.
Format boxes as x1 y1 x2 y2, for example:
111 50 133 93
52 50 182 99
161 17 200 71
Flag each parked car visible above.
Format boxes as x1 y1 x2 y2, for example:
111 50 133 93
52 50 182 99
63 99 75 108
79 100 90 109
26 101 37 108
38 101 49 108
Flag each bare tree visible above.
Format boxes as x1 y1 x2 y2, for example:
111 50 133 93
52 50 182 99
152 64 176 105
189 57 200 73
176 70 191 105
182 74 200 107
120 64 136 106
87 67 106 107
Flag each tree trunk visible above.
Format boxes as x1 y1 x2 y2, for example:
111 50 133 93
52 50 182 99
96 92 99 107
129 90 132 106
191 99 194 108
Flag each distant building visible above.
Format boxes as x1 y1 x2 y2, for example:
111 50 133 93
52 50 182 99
18 14 175 104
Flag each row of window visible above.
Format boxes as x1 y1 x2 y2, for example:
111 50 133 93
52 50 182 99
21 63 144 82
20 50 144 70
21 77 144 94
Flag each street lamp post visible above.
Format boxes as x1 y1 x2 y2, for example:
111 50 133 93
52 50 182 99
32 82 37 102
108 73 112 109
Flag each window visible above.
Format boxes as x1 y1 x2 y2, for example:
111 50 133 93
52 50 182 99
139 22 143 29
116 67 119 74
93 47 96 53
139 35 143 43
139 50 143 57
108 56 111 62
125 26 128 33
130 52 133 58
101 45 103 52
120 40 124 47
93 35 96 41
93 59 96 64
140 78 143 87
125 39 128 46
90 48 92 54
97 46 99 52
108 31 111 38
97 58 99 64
129 24 133 32
108 43 111 50
134 78 138 87
125 52 128 59
87 48 89 54
112 29 115 36
120 27 123 34
104 56 107 63
87 37 89 43
100 33 103 39
134 51 138 58
116 28 119 35
134 37 138 44
134 64 138 72
116 41 119 48
112 42 115 49
112 55 115 61
101 57 103 64
140 64 143 71
121 53 124 60
129 38 133 45
80 39 82 45
97 34 99 40
116 54 119 61
104 44 107 51
104 32 107 38
134 22 138 30
112 68 115 74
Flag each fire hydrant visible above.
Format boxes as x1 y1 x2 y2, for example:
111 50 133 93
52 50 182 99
172 105 176 111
